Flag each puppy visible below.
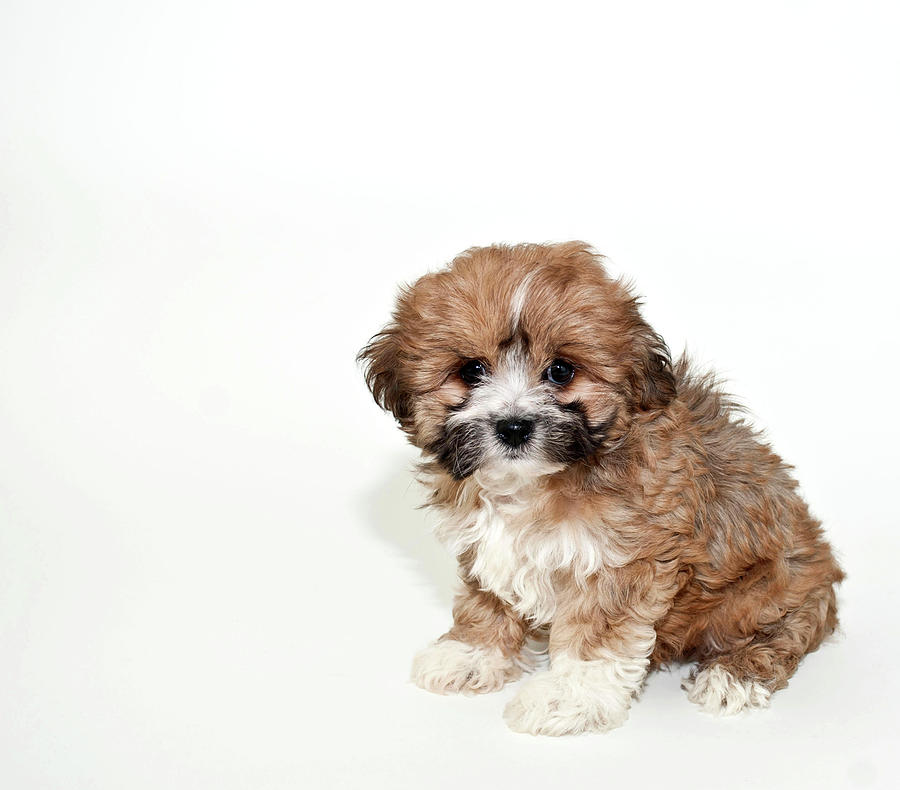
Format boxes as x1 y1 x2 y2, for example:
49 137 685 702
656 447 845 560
359 241 843 735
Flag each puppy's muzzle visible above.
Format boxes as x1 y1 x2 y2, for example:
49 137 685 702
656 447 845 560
496 417 534 448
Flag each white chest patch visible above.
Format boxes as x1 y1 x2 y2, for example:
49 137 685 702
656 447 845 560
433 470 628 625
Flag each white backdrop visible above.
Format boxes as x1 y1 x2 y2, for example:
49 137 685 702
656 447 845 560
1 2 898 788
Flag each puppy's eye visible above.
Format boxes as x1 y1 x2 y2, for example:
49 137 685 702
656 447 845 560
545 359 575 385
459 359 488 386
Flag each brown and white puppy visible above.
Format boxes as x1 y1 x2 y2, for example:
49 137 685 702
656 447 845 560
359 241 843 736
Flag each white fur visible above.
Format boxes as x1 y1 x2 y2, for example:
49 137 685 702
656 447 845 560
682 664 772 715
509 269 536 329
410 639 522 695
504 651 650 735
433 471 629 625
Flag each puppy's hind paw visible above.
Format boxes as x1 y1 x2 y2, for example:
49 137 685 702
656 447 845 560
411 639 521 695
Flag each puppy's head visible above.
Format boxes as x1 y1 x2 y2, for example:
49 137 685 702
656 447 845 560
359 242 674 482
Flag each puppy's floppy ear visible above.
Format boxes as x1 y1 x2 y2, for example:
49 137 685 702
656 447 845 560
358 325 411 424
629 323 676 411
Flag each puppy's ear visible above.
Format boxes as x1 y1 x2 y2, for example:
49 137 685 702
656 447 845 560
629 324 676 411
358 326 411 424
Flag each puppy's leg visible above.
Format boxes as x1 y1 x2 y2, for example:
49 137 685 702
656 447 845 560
683 582 839 715
503 621 655 735
411 578 529 695
504 562 677 736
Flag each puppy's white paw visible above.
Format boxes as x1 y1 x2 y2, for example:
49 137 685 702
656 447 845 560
682 664 771 715
503 656 635 736
411 639 521 695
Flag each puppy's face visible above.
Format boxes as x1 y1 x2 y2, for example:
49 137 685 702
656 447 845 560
360 242 674 482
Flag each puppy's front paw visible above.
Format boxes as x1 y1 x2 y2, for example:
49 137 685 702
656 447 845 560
682 664 771 715
411 638 521 695
503 658 632 736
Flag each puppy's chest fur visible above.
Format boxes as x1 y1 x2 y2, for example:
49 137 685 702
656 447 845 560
434 480 626 625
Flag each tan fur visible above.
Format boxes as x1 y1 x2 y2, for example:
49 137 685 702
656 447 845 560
360 242 844 734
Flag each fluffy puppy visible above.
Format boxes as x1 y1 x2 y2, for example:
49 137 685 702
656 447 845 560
359 241 843 736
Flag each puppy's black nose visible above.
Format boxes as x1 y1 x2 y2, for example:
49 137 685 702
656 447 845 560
496 418 534 448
